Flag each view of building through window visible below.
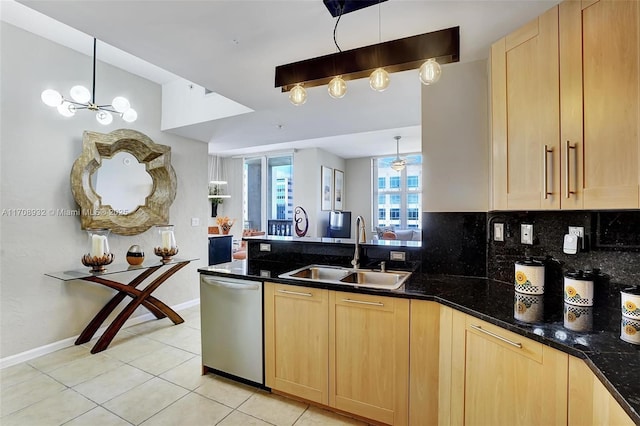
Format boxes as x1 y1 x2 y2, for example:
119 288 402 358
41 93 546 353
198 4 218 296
243 155 293 234
373 154 422 230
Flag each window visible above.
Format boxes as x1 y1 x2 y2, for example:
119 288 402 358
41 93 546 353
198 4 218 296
372 153 422 232
243 154 293 232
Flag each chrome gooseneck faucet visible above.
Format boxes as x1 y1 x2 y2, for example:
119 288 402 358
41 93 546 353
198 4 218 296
352 215 366 269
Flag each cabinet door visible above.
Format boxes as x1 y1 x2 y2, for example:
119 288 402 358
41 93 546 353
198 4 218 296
329 291 410 426
461 317 568 426
560 0 640 208
492 6 560 210
568 356 635 426
409 301 440 426
264 283 329 405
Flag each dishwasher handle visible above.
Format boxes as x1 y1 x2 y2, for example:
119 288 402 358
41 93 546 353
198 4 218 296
201 276 260 291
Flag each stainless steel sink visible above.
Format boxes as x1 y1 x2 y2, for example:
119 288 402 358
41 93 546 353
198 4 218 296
284 265 351 281
279 264 411 290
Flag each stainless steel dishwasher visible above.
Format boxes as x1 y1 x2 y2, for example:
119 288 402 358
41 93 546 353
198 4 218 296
200 275 264 386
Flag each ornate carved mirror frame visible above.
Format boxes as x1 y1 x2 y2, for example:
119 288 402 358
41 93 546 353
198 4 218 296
71 129 177 236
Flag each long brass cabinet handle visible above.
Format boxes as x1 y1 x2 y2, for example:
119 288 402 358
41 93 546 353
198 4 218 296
342 298 384 307
277 289 312 297
543 145 553 199
470 324 523 348
565 140 577 199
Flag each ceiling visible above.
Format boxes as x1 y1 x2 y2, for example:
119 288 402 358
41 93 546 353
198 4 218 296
12 0 559 158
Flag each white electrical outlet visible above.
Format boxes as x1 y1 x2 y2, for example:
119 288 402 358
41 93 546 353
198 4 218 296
191 218 200 226
494 223 504 242
259 243 271 252
568 226 585 250
521 224 533 245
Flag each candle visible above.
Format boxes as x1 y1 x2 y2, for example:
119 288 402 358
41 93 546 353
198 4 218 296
161 230 174 250
91 235 105 257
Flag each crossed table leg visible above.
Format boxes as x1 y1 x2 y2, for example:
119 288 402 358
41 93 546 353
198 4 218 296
75 261 190 354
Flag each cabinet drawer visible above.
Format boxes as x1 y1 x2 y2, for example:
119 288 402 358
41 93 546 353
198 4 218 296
465 316 542 363
272 283 326 300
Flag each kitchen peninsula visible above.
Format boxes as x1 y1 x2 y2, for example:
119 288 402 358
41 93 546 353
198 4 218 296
199 236 639 426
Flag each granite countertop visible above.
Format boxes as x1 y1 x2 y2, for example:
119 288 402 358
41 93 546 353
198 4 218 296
198 260 640 423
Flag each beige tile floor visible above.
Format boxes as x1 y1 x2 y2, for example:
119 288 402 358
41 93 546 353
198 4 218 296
0 305 370 426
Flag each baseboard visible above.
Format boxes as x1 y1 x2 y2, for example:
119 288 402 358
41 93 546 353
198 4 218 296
0 298 200 370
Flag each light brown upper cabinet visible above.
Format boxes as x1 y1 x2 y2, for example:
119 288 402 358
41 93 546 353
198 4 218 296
492 6 561 210
559 0 639 209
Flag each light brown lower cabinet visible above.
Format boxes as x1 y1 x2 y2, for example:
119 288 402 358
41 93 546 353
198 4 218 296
568 356 635 426
439 307 569 425
264 283 410 425
266 288 634 426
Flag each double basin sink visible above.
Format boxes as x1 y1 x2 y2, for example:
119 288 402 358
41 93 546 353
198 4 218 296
278 264 411 290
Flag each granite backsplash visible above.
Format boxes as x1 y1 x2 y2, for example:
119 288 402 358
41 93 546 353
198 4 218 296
422 210 640 289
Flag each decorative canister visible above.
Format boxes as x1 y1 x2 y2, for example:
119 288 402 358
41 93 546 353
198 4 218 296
563 303 593 332
514 258 545 295
126 245 145 266
564 270 595 307
621 316 640 345
514 293 544 323
621 286 640 319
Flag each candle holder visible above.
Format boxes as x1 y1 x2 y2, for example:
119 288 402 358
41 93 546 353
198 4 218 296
155 225 178 263
82 253 115 272
83 228 113 272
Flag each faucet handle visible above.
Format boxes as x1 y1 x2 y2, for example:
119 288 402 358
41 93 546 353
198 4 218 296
380 261 386 272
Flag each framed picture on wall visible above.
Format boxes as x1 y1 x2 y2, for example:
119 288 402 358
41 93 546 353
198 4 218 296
334 169 344 211
321 166 333 211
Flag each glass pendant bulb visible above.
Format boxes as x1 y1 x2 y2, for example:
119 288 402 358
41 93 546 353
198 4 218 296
41 89 62 107
96 110 113 125
289 84 307 106
112 96 131 113
369 68 390 92
57 101 76 117
122 108 138 123
327 76 347 99
419 58 442 85
70 85 91 103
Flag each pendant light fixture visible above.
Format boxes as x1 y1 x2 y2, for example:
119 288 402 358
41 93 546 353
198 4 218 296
208 155 230 199
419 58 442 85
391 136 407 171
369 1 390 92
41 38 137 124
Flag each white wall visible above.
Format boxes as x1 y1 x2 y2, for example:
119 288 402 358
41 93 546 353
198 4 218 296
345 157 372 231
294 148 345 237
0 23 208 359
421 59 490 212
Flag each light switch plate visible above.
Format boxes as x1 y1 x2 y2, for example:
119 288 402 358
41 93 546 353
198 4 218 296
494 223 504 242
390 251 406 261
191 218 200 227
521 224 533 245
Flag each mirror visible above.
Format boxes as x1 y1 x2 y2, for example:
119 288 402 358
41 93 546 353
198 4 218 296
92 152 153 213
71 129 177 236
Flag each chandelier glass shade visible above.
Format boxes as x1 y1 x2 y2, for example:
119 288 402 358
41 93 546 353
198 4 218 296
41 38 137 125
327 76 347 98
289 84 307 106
419 58 442 85
369 68 390 92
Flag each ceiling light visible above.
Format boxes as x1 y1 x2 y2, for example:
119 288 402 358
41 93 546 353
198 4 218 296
328 76 347 98
289 84 307 106
419 58 442 85
391 136 406 171
41 38 137 125
369 68 390 92
275 27 459 102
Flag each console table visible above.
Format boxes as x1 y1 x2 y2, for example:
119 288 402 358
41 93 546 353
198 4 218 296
46 258 196 354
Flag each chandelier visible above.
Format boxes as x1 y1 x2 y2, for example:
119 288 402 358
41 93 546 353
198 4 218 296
391 136 406 171
41 38 137 125
275 1 458 106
